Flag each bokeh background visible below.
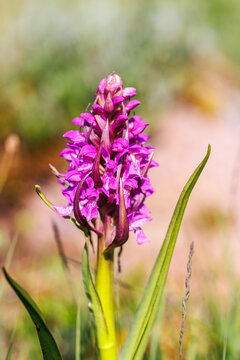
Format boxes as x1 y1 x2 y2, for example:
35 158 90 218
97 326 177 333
1 0 240 359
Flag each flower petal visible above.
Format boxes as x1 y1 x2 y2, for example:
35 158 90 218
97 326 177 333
134 228 149 244
125 100 141 112
123 87 136 98
54 205 73 217
112 138 129 152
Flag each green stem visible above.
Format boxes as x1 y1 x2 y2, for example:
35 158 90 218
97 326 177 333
95 233 117 360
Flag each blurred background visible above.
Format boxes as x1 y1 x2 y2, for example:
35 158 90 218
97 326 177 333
0 0 240 358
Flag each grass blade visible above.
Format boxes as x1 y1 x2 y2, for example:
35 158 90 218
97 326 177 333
223 336 227 360
5 340 13 360
120 145 211 360
75 302 81 360
0 234 18 302
2 267 63 360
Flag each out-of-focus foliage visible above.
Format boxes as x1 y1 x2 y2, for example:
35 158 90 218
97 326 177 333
1 0 240 145
1 243 240 359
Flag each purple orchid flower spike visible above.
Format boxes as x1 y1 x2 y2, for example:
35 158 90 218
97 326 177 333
53 73 158 249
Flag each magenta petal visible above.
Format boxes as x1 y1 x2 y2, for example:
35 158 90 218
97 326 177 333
129 116 149 136
54 205 73 217
138 133 150 143
141 178 154 196
81 201 98 221
102 174 117 194
85 176 94 188
80 113 96 125
80 144 97 158
134 228 149 244
123 87 136 98
65 170 82 182
113 96 124 106
72 117 84 127
138 203 150 215
128 157 141 177
125 100 141 112
130 145 151 156
62 188 75 203
129 213 152 229
63 130 85 143
106 74 122 92
98 78 107 93
105 160 117 170
112 114 128 131
124 178 138 190
92 104 104 114
60 148 75 161
102 145 110 162
85 187 99 201
112 138 129 152
150 160 159 168
115 114 128 122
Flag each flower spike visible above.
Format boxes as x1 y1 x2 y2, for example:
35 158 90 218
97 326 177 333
51 73 158 246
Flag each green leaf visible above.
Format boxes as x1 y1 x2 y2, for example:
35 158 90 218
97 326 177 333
81 243 107 345
5 341 13 360
2 267 63 360
0 234 18 302
148 294 165 360
120 145 211 360
75 302 81 360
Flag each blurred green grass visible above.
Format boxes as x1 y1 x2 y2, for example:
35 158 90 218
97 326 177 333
1 0 240 146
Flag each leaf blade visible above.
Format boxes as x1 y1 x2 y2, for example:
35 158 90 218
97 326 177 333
75 302 81 360
120 145 211 360
2 267 63 360
5 341 13 360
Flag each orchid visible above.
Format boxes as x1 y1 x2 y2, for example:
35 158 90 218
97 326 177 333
54 73 158 250
3 73 210 360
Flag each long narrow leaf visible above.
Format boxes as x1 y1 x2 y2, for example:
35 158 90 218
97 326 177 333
2 267 63 360
75 302 81 360
148 294 165 360
0 234 18 302
5 341 13 360
120 145 211 360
